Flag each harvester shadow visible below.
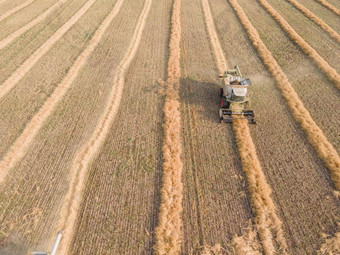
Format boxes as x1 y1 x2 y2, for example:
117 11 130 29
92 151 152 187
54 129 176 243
142 82 164 255
179 77 254 238
179 77 222 124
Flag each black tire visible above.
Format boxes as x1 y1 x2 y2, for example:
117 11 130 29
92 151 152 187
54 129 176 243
219 88 223 97
221 98 230 108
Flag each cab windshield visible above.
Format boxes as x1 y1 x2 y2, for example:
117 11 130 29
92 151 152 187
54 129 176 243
232 95 244 102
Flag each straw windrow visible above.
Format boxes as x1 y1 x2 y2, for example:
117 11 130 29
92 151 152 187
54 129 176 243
257 0 340 90
228 0 340 191
154 0 183 254
284 0 340 44
202 0 288 253
56 0 152 253
314 0 340 16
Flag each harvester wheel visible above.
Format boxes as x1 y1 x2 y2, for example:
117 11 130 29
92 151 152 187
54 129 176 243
221 99 229 108
219 88 223 97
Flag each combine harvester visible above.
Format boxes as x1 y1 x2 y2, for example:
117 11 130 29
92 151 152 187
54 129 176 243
218 65 256 124
28 231 63 255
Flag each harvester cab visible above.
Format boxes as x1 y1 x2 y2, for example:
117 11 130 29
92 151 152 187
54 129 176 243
218 65 256 124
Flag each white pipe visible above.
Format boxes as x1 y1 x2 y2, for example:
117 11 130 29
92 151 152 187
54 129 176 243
50 231 63 255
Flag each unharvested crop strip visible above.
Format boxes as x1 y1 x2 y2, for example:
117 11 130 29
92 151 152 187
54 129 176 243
257 0 340 90
201 0 228 72
232 120 288 255
0 0 36 23
314 0 340 16
0 0 69 50
227 0 340 189
0 0 125 184
0 0 97 101
56 0 152 253
153 0 183 254
203 0 288 253
285 0 340 44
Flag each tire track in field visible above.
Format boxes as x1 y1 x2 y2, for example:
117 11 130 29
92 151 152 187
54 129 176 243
0 0 124 183
153 0 183 254
314 0 340 16
56 0 152 253
285 0 340 44
257 0 340 90
0 0 36 23
0 0 68 50
180 28 205 251
200 0 228 72
0 0 97 101
228 0 340 188
186 93 206 246
202 0 288 253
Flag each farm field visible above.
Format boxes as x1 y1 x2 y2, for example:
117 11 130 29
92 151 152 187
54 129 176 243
0 0 339 254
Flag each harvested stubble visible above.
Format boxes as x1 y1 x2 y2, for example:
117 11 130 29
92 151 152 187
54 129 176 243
0 0 124 185
0 0 88 86
180 0 253 251
56 0 152 253
0 0 124 250
153 0 183 254
68 0 169 252
257 0 340 90
232 119 288 255
0 0 68 50
314 0 340 16
203 0 288 253
0 0 102 184
0 0 97 101
201 0 227 72
285 0 340 44
227 0 340 190
0 0 35 23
